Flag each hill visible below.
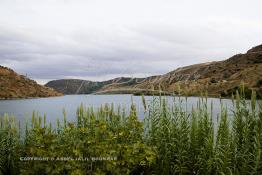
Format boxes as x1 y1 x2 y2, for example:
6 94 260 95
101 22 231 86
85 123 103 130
0 66 63 99
46 77 146 94
46 45 262 98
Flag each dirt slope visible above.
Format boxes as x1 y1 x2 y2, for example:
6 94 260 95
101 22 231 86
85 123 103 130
0 66 63 99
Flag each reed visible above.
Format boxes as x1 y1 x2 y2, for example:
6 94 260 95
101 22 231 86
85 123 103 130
0 91 261 174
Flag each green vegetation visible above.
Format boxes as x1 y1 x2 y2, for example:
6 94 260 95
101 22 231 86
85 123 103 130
257 79 262 87
220 85 262 99
0 91 262 174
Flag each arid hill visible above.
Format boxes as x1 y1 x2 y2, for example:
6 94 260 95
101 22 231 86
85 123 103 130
46 44 262 98
0 66 63 99
131 45 262 97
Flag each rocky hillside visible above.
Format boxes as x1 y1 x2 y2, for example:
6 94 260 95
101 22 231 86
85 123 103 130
0 66 63 99
46 44 262 98
132 45 262 97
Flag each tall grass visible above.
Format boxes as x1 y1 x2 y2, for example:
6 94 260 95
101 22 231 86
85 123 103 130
0 91 261 174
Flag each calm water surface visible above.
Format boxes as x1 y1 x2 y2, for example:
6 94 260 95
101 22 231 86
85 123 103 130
0 95 234 126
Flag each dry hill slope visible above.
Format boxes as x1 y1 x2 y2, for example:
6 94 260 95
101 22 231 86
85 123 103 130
131 45 262 97
0 66 63 99
46 44 262 98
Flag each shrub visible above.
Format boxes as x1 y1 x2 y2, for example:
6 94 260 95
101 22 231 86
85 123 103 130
210 78 218 83
257 79 262 87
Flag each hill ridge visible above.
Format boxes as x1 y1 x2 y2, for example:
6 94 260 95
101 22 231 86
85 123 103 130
46 44 262 97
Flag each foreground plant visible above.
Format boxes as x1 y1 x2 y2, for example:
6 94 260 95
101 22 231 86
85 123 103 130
0 91 261 174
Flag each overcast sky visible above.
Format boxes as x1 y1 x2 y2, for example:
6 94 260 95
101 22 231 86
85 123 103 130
0 0 261 84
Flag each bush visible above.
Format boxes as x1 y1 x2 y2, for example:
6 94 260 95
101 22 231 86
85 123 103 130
257 79 262 87
210 78 218 83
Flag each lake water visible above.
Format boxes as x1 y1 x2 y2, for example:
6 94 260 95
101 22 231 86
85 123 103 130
0 95 235 127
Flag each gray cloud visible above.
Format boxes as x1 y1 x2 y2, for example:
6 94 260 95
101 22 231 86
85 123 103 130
0 0 262 84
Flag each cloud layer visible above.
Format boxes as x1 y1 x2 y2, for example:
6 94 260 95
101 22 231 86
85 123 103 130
0 0 262 84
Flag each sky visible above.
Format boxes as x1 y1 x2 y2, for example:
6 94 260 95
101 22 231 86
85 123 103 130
0 0 261 84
